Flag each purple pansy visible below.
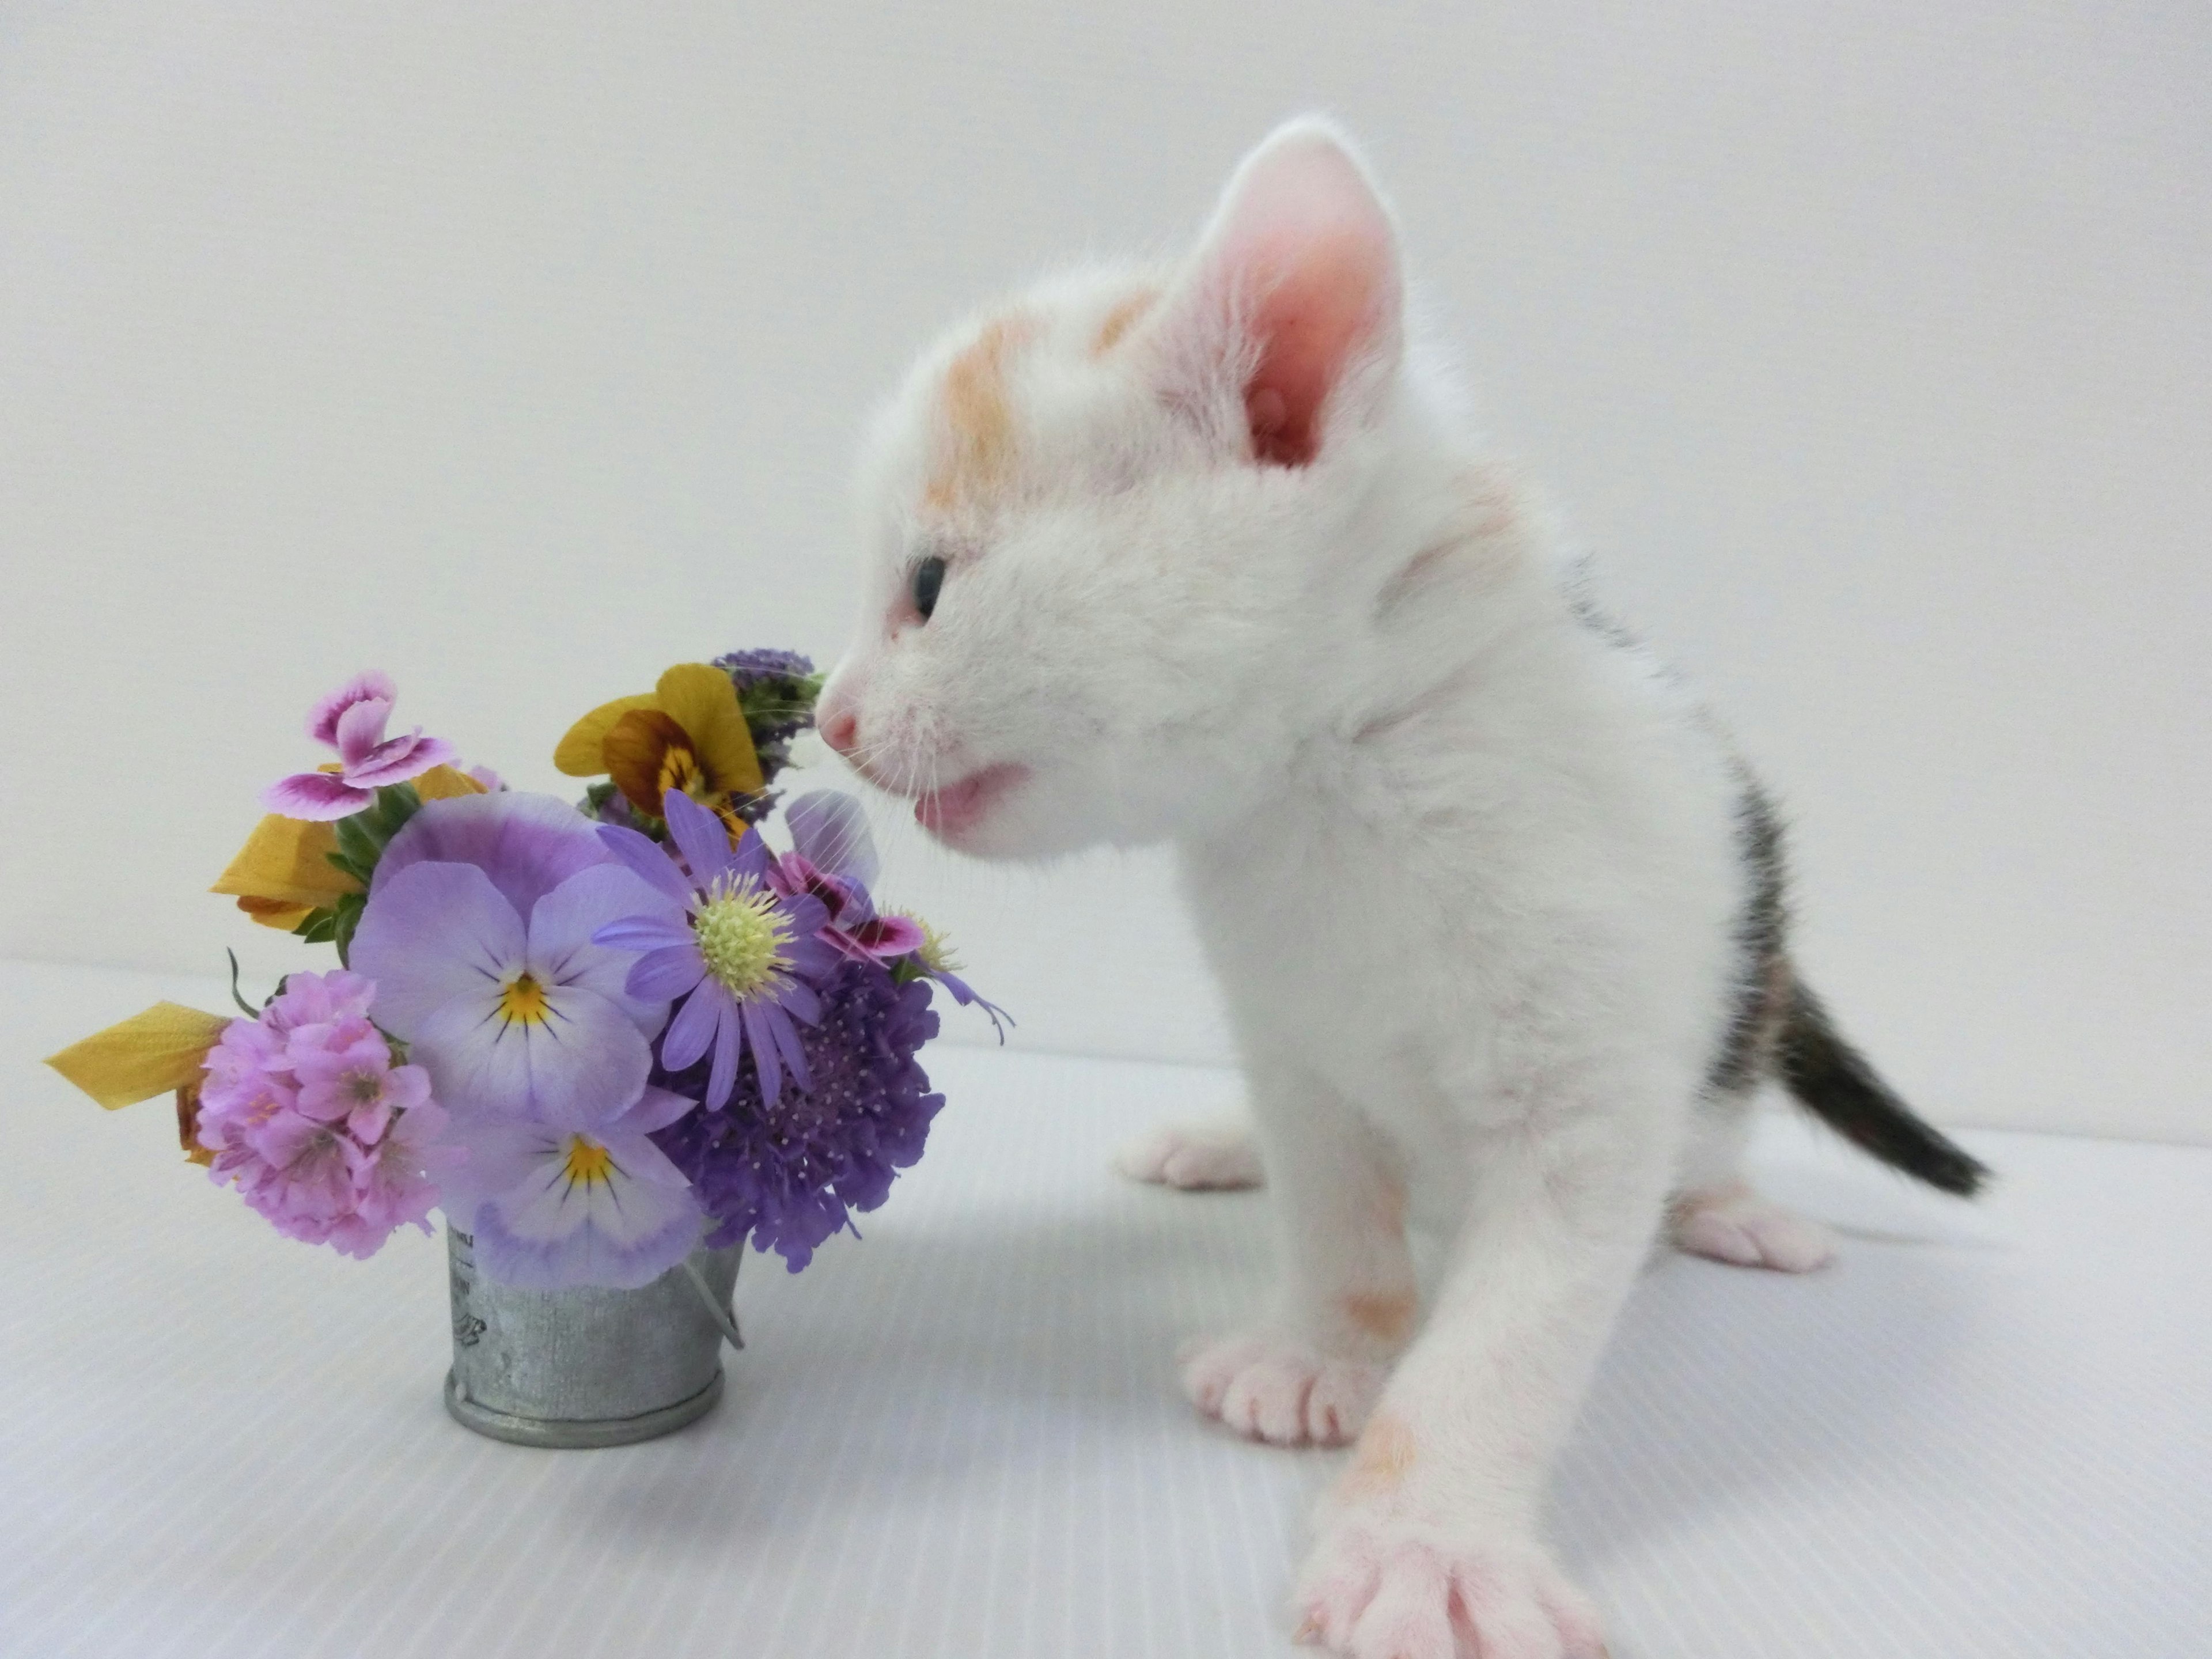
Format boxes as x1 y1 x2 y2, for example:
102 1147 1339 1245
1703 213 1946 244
262 671 459 820
442 1085 702 1290
592 789 839 1113
349 793 680 1128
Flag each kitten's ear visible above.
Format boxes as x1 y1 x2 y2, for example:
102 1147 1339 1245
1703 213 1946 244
1152 118 1403 467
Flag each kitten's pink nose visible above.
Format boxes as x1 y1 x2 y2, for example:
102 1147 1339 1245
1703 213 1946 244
819 706 859 756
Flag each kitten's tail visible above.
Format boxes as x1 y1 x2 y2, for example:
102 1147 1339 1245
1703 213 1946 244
1775 981 1990 1196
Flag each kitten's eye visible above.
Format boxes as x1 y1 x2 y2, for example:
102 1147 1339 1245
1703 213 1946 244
911 554 946 622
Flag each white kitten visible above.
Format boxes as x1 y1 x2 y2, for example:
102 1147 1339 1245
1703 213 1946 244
818 118 1984 1659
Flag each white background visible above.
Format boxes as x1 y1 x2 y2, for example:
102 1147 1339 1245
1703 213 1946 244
2 1 2204 1143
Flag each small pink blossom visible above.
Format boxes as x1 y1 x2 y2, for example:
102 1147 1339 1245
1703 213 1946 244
196 969 454 1258
262 672 457 821
289 1016 427 1142
264 968 376 1032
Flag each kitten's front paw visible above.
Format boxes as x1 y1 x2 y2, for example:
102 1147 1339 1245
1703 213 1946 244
1296 1516 1605 1659
1180 1330 1385 1446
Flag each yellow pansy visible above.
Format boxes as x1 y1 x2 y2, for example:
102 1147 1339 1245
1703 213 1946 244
554 664 764 817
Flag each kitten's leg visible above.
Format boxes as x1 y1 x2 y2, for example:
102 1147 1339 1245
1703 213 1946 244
1666 1088 1835 1272
1180 1067 1415 1447
1115 1115 1264 1191
1295 1110 1667 1659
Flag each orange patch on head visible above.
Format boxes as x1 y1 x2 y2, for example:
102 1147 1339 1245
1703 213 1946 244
924 313 1035 513
1339 1411 1416 1499
1091 287 1159 355
1343 1290 1416 1344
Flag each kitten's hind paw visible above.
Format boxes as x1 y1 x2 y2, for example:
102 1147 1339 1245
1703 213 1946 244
1180 1330 1383 1446
1670 1180 1836 1273
1115 1120 1264 1191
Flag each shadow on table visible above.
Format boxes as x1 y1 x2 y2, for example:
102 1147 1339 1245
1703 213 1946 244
1556 1238 1990 1572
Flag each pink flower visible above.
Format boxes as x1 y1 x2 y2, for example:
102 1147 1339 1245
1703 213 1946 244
289 1016 429 1143
264 968 377 1032
262 672 458 821
196 969 454 1259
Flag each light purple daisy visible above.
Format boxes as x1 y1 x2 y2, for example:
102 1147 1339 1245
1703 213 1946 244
592 789 838 1112
262 671 458 820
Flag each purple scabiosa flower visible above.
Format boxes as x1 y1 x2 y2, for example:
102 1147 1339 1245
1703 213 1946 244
592 789 839 1112
262 672 459 820
349 793 680 1128
442 1086 702 1290
650 960 944 1272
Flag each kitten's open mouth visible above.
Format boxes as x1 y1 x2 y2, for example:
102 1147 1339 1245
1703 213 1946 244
913 763 1027 839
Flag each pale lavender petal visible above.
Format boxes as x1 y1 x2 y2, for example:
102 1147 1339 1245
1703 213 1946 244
661 789 736 888
779 892 830 938
410 982 650 1130
729 827 771 884
627 944 707 1003
778 979 822 1024
528 864 684 1035
744 999 782 1107
373 791 607 921
704 998 744 1111
472 1150 701 1290
767 1004 811 1090
333 698 394 768
596 824 694 904
936 970 1013 1040
785 934 843 983
260 770 374 820
308 671 395 746
658 983 722 1073
349 862 525 1037
349 732 459 787
599 1126 694 1191
622 1084 700 1137
592 915 694 952
434 1120 548 1218
787 791 879 887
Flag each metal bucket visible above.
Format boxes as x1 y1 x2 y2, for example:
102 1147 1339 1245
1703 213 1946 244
444 1225 744 1448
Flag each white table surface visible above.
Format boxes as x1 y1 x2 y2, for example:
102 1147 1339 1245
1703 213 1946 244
4 958 2207 1659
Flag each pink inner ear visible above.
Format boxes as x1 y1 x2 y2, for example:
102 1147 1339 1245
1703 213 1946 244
1240 222 1396 466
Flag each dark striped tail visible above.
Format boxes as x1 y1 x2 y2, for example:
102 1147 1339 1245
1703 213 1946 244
1776 982 1990 1196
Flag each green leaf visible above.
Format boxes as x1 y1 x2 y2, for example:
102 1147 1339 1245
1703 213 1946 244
324 850 371 882
224 949 260 1017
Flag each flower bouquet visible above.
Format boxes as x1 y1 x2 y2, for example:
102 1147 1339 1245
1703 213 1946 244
48 653 1003 1444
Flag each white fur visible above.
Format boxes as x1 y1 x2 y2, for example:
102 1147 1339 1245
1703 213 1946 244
821 118 1813 1659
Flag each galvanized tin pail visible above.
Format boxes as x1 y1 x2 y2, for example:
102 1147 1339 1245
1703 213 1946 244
444 1225 744 1448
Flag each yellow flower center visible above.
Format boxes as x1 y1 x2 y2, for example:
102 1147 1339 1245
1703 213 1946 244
658 742 707 801
498 974 551 1025
693 878 790 998
902 911 960 975
562 1135 614 1186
